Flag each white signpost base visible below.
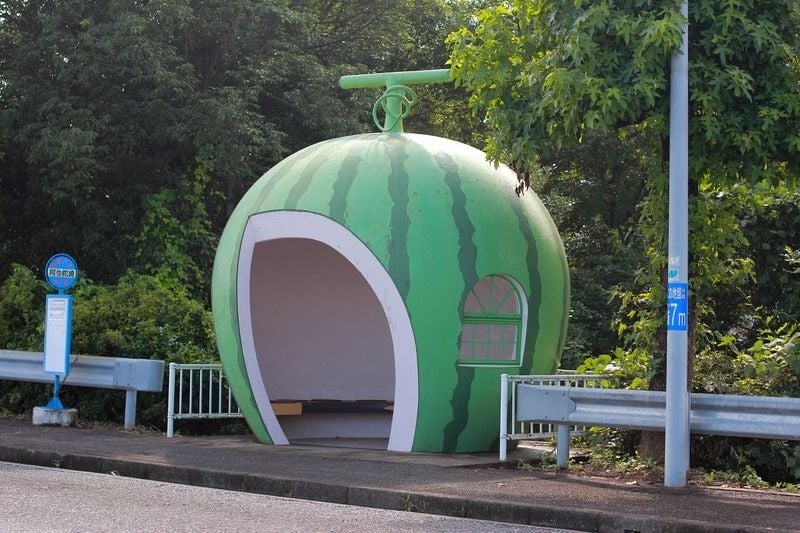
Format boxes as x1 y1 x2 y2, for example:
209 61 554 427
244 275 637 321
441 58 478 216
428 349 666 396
32 406 78 427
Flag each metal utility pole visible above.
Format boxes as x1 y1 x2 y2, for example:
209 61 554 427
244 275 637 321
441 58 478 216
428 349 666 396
665 0 690 488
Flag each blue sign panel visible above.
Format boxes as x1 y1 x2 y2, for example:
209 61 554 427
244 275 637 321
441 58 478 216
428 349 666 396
667 282 688 331
45 253 78 291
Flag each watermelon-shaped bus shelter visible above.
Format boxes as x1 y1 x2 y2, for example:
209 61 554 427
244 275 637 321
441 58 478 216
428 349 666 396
211 70 569 453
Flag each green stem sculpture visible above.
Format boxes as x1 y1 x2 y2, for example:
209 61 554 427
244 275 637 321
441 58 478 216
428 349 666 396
339 69 451 133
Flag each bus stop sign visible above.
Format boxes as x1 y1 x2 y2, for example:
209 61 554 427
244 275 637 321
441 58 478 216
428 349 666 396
45 253 78 292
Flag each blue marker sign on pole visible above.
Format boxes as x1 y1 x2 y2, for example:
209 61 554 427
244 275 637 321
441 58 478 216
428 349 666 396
666 282 688 331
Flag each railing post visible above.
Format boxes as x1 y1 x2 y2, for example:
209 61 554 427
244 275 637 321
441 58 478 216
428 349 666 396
188 369 194 414
217 367 223 414
198 368 204 414
167 362 175 438
124 389 137 430
500 373 509 461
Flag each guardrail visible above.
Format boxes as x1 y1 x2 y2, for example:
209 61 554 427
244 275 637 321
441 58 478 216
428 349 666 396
516 385 800 467
0 350 164 429
499 373 608 461
166 363 242 438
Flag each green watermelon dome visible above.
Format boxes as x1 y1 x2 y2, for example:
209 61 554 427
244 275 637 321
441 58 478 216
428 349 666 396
212 131 569 453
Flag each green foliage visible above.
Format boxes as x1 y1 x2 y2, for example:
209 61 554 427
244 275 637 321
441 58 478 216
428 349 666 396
70 272 216 364
731 324 800 396
0 0 285 279
703 465 770 489
585 427 643 470
693 433 800 485
690 0 800 183
786 247 800 274
0 264 49 350
578 348 650 391
533 129 653 366
695 320 799 398
132 158 218 299
692 318 800 483
739 184 800 323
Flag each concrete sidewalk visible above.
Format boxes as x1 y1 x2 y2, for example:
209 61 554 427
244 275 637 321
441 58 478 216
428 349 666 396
0 417 797 532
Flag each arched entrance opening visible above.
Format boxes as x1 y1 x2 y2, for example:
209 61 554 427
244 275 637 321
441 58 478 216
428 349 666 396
236 211 418 450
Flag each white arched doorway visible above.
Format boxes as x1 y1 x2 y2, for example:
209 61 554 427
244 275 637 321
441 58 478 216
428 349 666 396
236 211 418 451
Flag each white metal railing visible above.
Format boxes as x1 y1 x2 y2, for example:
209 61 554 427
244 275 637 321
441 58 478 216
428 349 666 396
499 372 609 462
166 363 243 437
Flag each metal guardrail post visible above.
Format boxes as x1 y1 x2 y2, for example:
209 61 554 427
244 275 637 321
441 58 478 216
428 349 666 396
500 374 509 461
124 390 138 429
556 424 570 468
167 363 176 438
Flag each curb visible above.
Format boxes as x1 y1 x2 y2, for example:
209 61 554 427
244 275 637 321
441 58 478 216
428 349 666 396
0 445 783 533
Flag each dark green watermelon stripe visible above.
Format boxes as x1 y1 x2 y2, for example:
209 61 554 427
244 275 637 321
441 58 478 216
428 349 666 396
249 140 339 211
250 159 301 212
558 265 570 363
511 200 542 376
284 152 331 210
385 136 412 299
543 211 570 368
435 152 479 301
443 366 475 452
435 151 480 452
329 145 364 223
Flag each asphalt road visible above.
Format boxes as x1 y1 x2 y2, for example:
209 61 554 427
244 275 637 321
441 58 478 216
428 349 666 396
0 461 574 532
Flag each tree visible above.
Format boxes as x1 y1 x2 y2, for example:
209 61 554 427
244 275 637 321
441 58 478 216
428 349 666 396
534 130 654 368
448 1 800 184
0 0 288 286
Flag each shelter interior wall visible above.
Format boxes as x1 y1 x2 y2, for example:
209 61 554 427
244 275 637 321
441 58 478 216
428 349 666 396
249 238 395 403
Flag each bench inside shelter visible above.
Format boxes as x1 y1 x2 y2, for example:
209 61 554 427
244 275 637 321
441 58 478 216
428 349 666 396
271 399 394 416
269 399 395 441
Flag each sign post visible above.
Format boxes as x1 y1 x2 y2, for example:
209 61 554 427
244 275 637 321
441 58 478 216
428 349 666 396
42 253 78 410
665 0 691 488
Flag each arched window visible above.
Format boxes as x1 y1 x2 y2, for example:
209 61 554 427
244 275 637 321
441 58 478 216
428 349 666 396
458 275 526 365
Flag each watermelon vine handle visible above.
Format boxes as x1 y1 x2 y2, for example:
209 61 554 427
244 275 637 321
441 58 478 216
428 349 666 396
372 85 417 132
340 69 451 133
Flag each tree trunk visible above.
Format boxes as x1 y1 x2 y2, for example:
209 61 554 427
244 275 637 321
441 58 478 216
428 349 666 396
639 281 668 461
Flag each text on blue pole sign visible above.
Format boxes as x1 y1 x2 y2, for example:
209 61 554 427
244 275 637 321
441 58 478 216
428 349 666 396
667 282 688 331
45 253 78 291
